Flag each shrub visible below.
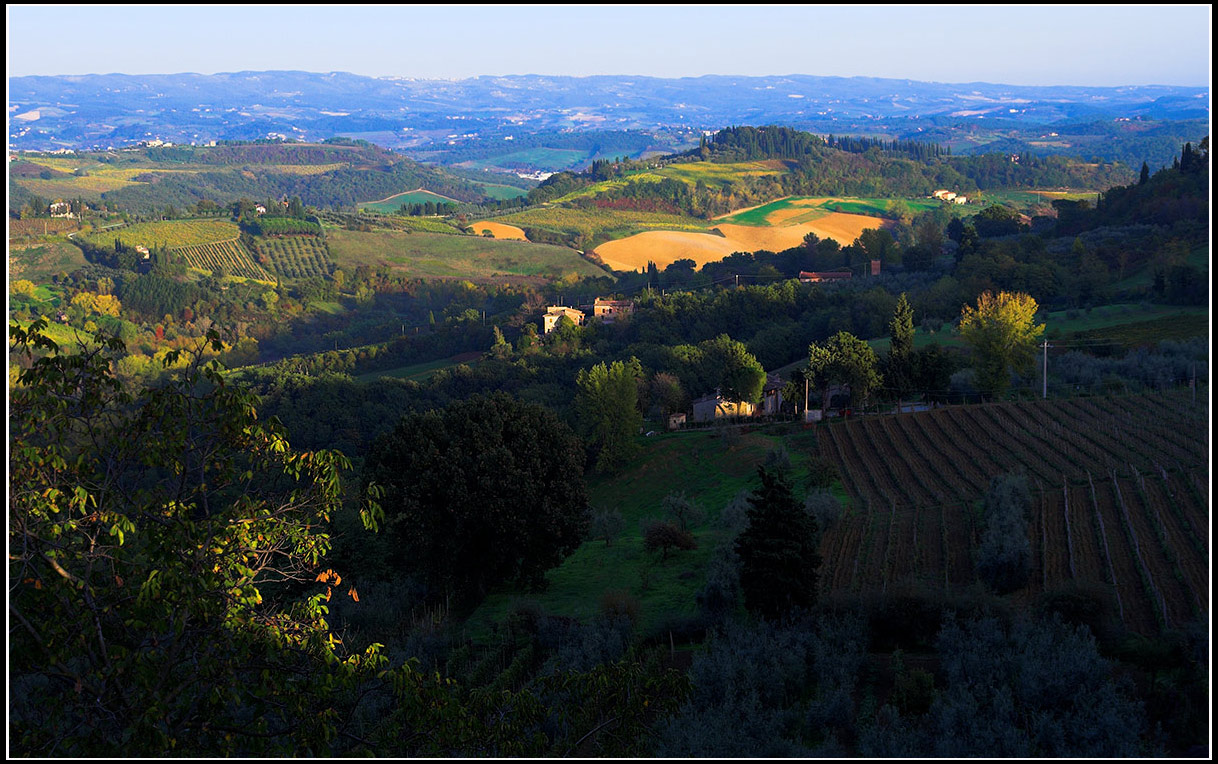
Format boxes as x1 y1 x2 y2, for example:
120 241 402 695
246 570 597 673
804 490 842 534
975 474 1032 594
643 519 697 560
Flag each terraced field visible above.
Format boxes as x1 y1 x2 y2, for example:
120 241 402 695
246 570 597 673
82 219 240 249
814 391 1209 636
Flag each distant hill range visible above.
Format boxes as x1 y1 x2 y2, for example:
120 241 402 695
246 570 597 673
10 71 1210 169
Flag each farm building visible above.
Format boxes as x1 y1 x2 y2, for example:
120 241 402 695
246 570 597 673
592 298 634 323
954 196 968 205
49 201 72 218
542 306 585 334
799 270 852 283
931 189 957 201
870 259 881 276
691 392 755 423
666 413 686 430
760 374 785 416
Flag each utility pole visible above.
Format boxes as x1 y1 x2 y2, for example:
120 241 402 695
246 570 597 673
1042 340 1050 399
804 376 808 421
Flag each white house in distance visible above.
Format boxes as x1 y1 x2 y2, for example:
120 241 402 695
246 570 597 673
542 306 585 334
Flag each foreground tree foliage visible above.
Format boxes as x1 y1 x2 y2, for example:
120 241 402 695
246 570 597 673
363 392 589 600
8 320 389 756
8 322 688 757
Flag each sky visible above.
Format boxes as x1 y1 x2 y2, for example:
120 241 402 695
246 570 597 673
6 5 1212 87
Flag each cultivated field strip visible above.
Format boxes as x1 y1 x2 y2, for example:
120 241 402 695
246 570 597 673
175 238 272 281
814 392 1208 636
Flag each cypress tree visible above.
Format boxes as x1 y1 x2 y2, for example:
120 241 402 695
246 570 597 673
735 467 821 619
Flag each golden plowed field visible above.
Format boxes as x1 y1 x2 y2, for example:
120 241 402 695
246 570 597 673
594 212 889 272
467 221 529 241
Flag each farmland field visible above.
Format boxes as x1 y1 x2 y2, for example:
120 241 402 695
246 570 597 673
495 206 708 245
466 221 528 240
175 239 273 282
359 188 459 213
8 242 89 282
9 218 82 238
326 229 611 280
81 219 240 249
594 212 891 271
461 148 588 172
814 391 1209 635
471 181 529 200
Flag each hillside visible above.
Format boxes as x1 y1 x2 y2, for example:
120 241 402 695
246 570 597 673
9 140 509 215
468 390 1207 638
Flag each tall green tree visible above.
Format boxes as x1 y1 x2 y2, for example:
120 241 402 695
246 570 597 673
700 334 766 406
958 290 1045 398
577 358 644 471
806 331 883 411
735 467 821 618
886 293 916 399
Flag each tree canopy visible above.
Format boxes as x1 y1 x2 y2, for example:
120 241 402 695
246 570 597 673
363 392 589 599
958 290 1045 397
806 331 883 410
576 358 644 471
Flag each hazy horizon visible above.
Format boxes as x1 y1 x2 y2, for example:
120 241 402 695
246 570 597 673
7 5 1212 88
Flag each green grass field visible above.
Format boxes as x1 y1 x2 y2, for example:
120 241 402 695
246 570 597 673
655 160 789 186
360 189 460 213
466 426 820 638
495 206 709 246
472 181 529 201
326 229 612 280
355 352 483 383
1044 303 1209 347
464 148 589 172
718 196 942 227
978 189 1098 210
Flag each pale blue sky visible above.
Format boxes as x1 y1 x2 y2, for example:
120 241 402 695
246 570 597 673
6 5 1212 86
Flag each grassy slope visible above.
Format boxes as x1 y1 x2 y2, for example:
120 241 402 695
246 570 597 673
360 189 460 212
8 241 89 282
326 228 611 280
466 427 819 638
354 352 483 383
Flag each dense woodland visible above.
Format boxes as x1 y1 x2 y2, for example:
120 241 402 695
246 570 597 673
9 133 1211 756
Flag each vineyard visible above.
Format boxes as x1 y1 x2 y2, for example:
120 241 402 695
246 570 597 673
175 238 273 282
82 219 240 249
9 218 81 237
254 235 334 279
815 390 1209 636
